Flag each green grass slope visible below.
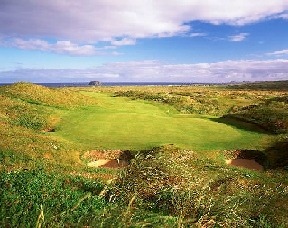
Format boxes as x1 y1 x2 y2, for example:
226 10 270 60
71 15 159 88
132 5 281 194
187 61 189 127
55 92 271 151
2 82 95 107
0 82 98 168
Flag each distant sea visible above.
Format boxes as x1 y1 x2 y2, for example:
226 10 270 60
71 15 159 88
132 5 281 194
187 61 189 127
0 82 215 87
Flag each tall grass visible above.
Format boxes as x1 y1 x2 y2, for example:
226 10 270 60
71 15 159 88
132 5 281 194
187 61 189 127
110 145 288 227
0 169 106 227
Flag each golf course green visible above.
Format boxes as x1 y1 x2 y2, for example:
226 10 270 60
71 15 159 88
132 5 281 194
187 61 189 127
55 92 269 151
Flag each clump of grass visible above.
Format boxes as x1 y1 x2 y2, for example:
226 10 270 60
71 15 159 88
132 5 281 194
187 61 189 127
0 169 106 227
109 145 288 227
225 96 288 134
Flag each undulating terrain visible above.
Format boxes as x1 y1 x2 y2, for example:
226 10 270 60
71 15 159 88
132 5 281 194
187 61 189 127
0 81 287 227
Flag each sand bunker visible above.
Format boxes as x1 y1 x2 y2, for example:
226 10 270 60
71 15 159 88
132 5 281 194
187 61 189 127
84 149 132 169
88 159 128 168
226 159 264 171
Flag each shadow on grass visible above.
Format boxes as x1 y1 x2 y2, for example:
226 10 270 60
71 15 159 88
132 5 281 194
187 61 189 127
209 115 274 135
265 140 288 169
223 139 288 170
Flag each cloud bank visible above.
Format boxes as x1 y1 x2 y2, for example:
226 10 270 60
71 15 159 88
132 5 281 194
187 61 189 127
1 1 287 82
1 0 288 44
1 59 287 83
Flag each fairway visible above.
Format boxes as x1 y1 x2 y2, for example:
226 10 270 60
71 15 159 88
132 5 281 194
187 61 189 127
55 92 270 151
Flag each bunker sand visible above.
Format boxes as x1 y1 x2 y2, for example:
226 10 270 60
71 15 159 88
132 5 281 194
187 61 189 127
88 159 128 168
84 150 131 168
226 159 264 171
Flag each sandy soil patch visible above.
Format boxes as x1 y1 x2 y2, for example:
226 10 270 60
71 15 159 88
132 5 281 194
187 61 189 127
83 150 132 169
226 159 264 171
83 150 123 160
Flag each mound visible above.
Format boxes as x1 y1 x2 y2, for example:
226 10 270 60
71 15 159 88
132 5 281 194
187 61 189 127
1 82 96 107
224 96 288 134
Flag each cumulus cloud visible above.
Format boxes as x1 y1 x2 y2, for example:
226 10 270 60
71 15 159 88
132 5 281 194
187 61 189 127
1 59 288 83
228 33 249 42
0 0 288 43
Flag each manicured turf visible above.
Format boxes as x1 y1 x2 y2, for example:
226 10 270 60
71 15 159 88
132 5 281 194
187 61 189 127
55 92 271 151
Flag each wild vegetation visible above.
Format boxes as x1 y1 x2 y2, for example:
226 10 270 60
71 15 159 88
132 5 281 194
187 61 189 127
0 81 287 227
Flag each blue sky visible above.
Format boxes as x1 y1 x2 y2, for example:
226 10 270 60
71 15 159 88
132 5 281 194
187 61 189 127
0 1 288 83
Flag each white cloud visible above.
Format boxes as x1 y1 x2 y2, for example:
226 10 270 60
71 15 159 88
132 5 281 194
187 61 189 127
189 33 207 37
267 49 288 56
53 41 97 56
1 59 288 83
228 33 249 42
7 38 115 56
0 0 288 43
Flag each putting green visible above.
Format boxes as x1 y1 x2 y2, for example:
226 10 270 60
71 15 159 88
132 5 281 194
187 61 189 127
55 92 270 151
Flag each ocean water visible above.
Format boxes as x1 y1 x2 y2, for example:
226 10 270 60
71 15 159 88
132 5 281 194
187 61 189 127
0 82 209 88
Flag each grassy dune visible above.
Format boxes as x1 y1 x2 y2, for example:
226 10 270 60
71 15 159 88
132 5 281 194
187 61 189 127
0 82 288 227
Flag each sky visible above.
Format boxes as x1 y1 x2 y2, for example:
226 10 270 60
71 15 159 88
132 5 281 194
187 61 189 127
0 0 288 83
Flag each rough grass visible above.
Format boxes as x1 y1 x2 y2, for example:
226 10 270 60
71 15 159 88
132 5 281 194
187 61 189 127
109 85 286 116
225 96 288 134
1 82 97 108
110 145 288 227
227 80 288 91
0 169 106 227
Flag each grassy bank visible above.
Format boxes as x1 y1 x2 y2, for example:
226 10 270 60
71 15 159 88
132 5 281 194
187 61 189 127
0 82 287 227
